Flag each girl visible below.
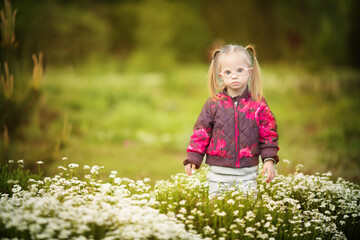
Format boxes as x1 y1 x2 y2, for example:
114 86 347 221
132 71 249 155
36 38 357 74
183 44 279 198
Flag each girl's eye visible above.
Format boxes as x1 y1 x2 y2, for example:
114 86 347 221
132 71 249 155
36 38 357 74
237 68 244 73
224 70 231 75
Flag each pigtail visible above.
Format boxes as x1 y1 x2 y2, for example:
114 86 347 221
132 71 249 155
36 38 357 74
207 49 222 99
246 44 263 102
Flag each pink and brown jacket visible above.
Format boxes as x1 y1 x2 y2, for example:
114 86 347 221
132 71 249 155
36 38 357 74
183 86 279 169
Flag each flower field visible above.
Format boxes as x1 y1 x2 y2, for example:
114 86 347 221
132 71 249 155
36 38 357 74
1 159 359 240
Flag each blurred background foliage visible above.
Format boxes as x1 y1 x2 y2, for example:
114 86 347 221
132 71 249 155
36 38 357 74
8 0 359 68
1 0 359 184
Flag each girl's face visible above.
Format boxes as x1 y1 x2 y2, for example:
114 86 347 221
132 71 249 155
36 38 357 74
218 52 252 97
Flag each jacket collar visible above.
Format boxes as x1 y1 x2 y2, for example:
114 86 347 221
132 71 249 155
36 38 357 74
221 85 250 100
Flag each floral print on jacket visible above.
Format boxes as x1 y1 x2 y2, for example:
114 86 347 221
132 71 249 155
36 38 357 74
184 86 279 169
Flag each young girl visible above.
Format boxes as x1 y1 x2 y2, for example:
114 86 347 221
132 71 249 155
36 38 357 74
183 44 279 198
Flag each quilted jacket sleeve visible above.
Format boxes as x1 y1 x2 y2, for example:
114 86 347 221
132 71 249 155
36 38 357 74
183 98 214 169
257 98 280 164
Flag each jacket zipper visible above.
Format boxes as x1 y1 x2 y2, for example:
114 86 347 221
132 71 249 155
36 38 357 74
233 97 240 167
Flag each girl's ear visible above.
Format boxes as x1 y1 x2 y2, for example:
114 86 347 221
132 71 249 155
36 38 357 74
249 68 254 76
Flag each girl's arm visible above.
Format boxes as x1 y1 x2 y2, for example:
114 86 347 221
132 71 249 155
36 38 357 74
183 98 214 169
257 99 279 164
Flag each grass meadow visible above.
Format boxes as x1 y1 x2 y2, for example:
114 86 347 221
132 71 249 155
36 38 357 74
2 59 360 239
10 60 360 185
1 1 359 239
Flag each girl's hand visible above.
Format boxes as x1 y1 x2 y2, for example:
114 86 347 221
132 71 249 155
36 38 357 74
262 161 276 183
185 163 196 176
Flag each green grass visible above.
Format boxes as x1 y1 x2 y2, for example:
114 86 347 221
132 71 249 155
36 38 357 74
6 60 360 184
0 160 43 195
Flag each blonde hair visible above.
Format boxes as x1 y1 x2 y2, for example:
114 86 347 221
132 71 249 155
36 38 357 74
207 44 263 102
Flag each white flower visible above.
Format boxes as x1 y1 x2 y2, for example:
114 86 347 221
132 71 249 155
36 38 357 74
203 225 214 235
8 159 14 163
11 184 22 193
17 159 24 164
62 157 68 160
84 165 90 170
244 211 256 221
283 159 290 164
68 163 79 169
36 161 44 165
7 179 19 184
1 161 359 240
330 204 335 211
227 199 235 205
58 166 67 171
295 164 304 169
114 178 122 184
217 211 226 217
179 207 187 214
216 195 224 200
244 232 254 238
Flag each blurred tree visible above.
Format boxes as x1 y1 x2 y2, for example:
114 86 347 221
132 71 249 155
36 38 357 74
203 0 282 61
203 0 352 66
1 0 356 67
273 0 351 66
0 0 43 163
126 0 209 70
347 0 360 67
13 0 110 65
102 2 138 59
